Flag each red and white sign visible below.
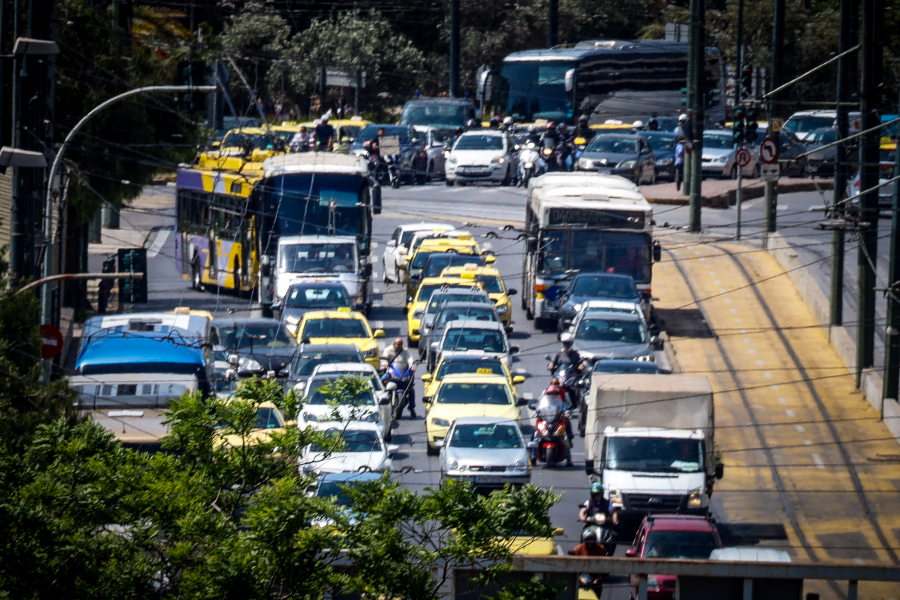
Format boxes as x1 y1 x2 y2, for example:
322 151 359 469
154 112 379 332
759 137 779 164
735 148 752 168
40 324 63 360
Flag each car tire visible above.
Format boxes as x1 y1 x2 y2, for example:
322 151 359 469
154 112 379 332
446 179 455 187
382 260 391 283
426 444 439 456
501 168 512 186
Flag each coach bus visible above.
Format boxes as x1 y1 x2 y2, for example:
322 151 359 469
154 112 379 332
494 39 726 127
521 173 658 327
175 153 381 309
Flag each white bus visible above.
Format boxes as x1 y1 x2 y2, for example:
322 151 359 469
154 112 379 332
521 173 658 328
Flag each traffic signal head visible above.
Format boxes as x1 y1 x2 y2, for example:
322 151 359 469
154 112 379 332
734 106 746 122
740 64 753 99
117 248 148 304
745 121 759 144
732 119 745 144
705 88 721 108
681 87 688 106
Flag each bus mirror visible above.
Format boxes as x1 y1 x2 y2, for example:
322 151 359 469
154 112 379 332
652 241 662 262
565 69 576 93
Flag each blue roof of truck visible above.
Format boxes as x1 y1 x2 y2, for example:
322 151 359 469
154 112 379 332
76 333 205 373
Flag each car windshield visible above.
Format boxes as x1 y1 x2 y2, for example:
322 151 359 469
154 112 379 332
279 243 356 274
312 429 381 452
301 318 368 339
644 133 676 152
437 382 511 405
585 306 639 315
316 479 367 506
427 293 491 311
576 318 646 343
474 275 503 294
450 424 522 448
423 256 485 278
703 135 734 150
586 137 639 154
571 276 636 299
307 380 375 405
606 437 703 472
784 115 833 135
221 132 272 149
216 405 284 430
400 103 469 127
416 283 478 305
436 308 497 328
443 327 506 352
285 285 351 309
644 530 720 559
806 128 836 144
454 135 505 151
216 322 297 348
292 351 362 376
357 125 411 144
437 358 505 379
592 362 660 374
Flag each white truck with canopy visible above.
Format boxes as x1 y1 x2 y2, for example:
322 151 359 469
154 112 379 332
583 373 723 543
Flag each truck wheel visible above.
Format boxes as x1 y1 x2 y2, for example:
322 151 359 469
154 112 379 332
426 444 439 456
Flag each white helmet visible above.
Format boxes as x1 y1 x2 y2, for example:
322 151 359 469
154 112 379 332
503 116 514 126
632 120 644 130
678 113 688 122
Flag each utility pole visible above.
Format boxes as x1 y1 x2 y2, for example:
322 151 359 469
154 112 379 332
763 0 785 247
548 0 559 48
882 85 900 408
449 0 460 97
830 0 854 326
856 0 883 385
735 0 744 106
687 0 704 232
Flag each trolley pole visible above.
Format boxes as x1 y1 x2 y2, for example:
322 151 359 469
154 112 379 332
548 0 559 48
688 0 704 232
449 0 460 97
763 0 785 248
882 84 900 408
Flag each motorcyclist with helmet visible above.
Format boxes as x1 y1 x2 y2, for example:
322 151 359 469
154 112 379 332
530 381 574 467
466 118 480 131
489 115 501 129
556 123 575 171
570 527 608 556
501 116 515 132
574 114 593 143
548 340 584 407
632 120 645 134
579 481 607 522
541 122 560 171
381 337 417 418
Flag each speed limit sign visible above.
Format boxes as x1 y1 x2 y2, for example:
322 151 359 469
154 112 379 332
759 137 779 164
735 148 752 168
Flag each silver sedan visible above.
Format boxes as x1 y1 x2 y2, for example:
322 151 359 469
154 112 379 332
438 417 531 488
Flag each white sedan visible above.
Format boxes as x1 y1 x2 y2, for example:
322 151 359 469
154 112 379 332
445 131 517 186
299 421 399 475
382 223 454 283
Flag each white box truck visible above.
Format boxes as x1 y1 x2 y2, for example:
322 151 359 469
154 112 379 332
583 373 723 543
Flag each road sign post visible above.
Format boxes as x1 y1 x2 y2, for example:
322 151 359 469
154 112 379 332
735 147 751 241
759 137 779 164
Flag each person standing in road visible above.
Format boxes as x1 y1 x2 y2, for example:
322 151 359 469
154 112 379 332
315 117 335 152
674 135 686 191
381 337 417 418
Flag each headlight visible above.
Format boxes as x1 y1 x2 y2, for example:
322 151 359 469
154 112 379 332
618 160 636 169
656 157 674 166
491 156 507 164
592 512 607 524
688 488 703 508
240 358 263 373
497 305 508 314
577 157 593 169
610 489 624 508
542 147 553 156
364 348 378 358
448 459 458 470
447 156 457 164
302 412 318 422
514 458 528 468
364 412 379 423
647 575 659 589
573 303 582 312
635 354 655 362
717 154 729 163
432 417 451 427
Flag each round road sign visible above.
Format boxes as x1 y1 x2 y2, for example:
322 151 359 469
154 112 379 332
40 324 63 360
735 148 752 168
759 137 779 164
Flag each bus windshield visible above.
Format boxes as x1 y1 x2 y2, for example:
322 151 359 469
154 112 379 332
539 230 651 282
262 174 369 249
400 103 469 128
279 242 356 274
499 60 573 122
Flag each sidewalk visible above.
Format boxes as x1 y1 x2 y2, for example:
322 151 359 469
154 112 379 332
643 177 833 208
88 184 175 255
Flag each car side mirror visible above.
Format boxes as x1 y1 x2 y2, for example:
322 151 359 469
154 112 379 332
379 396 392 406
387 444 400 455
505 326 514 335
398 248 407 256
526 440 538 449
484 255 496 264
507 288 518 296
430 342 439 350
512 375 526 384
544 354 552 361
559 332 573 343
434 439 443 448
509 346 519 354
373 329 385 338
715 462 724 480
625 549 638 558
640 290 652 301
421 373 432 382
516 398 528 407
651 335 662 348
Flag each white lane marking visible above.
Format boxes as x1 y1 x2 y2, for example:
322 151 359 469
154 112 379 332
730 308 738 313
709 272 716 275
147 229 170 258
763 372 772 378
756 360 764 365
714 280 722 285
785 409 796 417
700 258 706 262
804 440 813 446
372 242 379 249
725 298 732 304
374 287 383 294
483 242 493 250
522 392 534 400
744 338 752 343
720 289 727 294
739 329 747 333
734 318 742 323
771 385 779 390
748 348 756 354
778 397 787 404
374 321 385 328
795 425 805 432
778 205 789 211
812 454 825 469
515 368 527 374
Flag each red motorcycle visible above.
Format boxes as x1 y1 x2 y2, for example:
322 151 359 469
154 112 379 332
529 390 571 467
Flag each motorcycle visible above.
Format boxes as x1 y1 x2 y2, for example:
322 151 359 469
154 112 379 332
518 141 540 187
578 573 603 597
529 392 571 467
545 355 587 410
582 512 617 556
541 144 559 172
381 359 414 426
361 149 401 189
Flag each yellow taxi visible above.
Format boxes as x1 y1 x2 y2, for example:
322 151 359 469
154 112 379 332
439 264 517 327
406 276 484 346
207 127 288 162
214 400 295 449
424 373 527 455
420 354 526 403
280 119 371 153
404 236 484 295
291 309 384 367
508 527 565 556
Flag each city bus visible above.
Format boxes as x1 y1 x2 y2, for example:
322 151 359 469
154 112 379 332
494 39 726 126
521 173 658 327
175 153 381 309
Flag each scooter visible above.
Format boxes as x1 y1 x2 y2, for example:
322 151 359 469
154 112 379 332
546 356 587 410
529 394 571 467
518 141 540 187
578 573 603 597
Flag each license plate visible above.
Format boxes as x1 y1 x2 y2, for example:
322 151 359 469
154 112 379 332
596 167 612 174
462 167 487 175
474 475 508 484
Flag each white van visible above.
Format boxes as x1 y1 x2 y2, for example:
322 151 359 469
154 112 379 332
782 110 861 141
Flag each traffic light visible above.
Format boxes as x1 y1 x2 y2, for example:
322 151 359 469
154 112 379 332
740 64 753 101
681 87 688 106
744 106 759 144
704 88 721 108
118 248 148 304
176 61 207 112
732 106 746 144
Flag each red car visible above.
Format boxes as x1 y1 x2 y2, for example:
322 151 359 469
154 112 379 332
625 514 723 599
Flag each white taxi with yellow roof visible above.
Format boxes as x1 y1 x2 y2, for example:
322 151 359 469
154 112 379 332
421 354 525 403
424 373 528 455
405 276 484 346
290 309 384 368
439 264 517 326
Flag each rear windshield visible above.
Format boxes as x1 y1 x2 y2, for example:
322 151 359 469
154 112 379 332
291 351 363 376
571 276 636 299
436 308 497 328
442 327 506 352
587 137 638 154
575 318 645 344
427 293 491 312
307 380 375 405
216 322 297 348
450 424 522 448
301 318 368 339
311 429 381 452
437 359 505 379
437 382 511 405
454 135 504 150
644 530 720 560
